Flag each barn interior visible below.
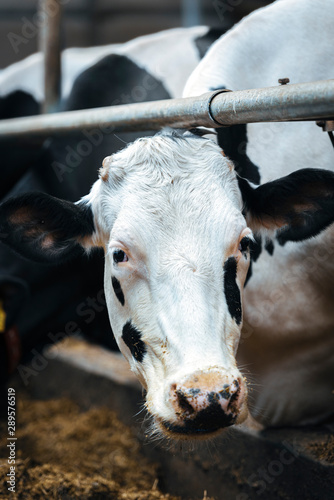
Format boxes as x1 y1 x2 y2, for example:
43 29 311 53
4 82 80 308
0 1 333 499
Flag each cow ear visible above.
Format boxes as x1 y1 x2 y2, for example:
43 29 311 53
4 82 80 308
238 168 334 245
0 192 97 263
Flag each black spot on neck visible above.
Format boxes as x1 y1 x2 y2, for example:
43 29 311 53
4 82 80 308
216 122 261 185
223 257 242 325
122 321 146 362
112 277 125 306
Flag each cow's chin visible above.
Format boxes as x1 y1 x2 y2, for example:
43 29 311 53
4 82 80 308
157 420 229 441
155 406 249 441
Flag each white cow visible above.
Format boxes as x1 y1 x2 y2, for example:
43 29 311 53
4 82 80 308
0 0 333 438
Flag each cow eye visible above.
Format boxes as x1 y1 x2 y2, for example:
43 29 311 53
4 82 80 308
238 237 251 254
113 249 128 264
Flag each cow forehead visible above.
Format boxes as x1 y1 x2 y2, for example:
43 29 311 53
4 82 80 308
110 200 245 264
93 132 244 245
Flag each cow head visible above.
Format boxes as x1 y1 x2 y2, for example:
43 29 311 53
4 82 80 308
1 130 333 439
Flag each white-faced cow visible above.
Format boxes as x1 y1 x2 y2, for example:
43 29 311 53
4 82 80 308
1 0 334 438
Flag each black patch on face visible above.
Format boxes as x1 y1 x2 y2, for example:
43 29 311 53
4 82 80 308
223 257 242 325
194 27 228 59
162 402 235 436
122 321 146 363
112 277 125 306
265 240 274 256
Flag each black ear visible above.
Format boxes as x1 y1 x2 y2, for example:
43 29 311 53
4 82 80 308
0 192 96 263
238 168 334 245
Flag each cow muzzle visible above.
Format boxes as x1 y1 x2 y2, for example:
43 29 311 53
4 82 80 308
158 369 247 439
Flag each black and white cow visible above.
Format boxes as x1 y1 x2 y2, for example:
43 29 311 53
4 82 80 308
0 26 223 375
1 1 333 438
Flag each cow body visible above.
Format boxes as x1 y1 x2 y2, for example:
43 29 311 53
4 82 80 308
184 0 334 426
1 1 334 438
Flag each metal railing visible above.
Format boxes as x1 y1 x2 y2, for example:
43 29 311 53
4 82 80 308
0 80 334 139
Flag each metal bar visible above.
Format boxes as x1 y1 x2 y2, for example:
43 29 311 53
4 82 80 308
0 80 333 139
210 80 334 125
39 0 62 113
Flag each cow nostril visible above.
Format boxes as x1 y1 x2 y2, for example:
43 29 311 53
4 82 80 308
219 383 231 400
176 390 195 415
208 392 220 405
219 379 240 401
227 381 241 412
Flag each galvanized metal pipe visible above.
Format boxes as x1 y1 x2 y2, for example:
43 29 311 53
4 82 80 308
0 80 333 139
210 79 334 125
39 0 62 114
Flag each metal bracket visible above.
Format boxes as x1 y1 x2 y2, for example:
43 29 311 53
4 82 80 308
208 89 233 126
316 120 334 149
316 119 334 132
